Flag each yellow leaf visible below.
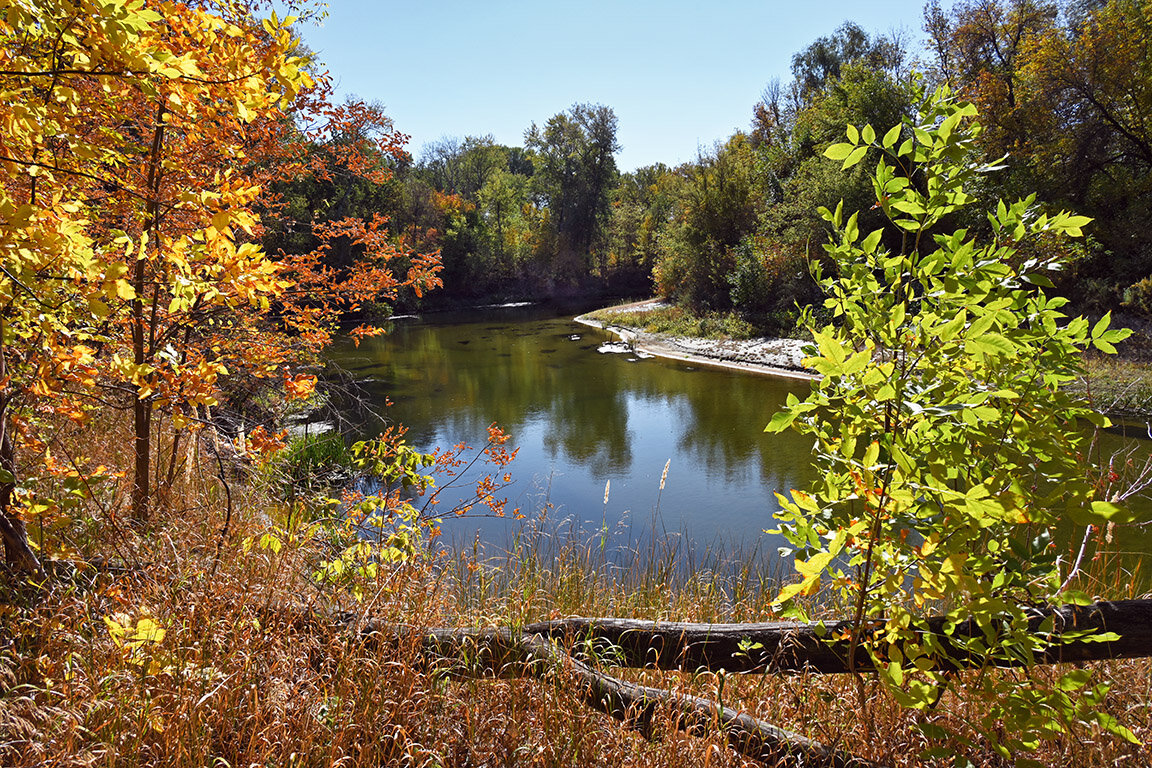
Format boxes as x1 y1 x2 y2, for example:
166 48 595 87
115 279 136 300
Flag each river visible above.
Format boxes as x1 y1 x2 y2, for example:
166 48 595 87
324 304 1152 573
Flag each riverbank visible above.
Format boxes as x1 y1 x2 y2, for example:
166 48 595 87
580 299 1152 418
575 299 816 381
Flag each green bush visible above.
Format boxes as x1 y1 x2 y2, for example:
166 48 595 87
768 86 1137 758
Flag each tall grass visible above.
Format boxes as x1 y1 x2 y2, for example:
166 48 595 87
1 418 1149 768
1079 354 1152 417
442 503 790 628
587 304 759 340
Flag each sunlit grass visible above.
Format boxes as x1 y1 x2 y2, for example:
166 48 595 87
1078 353 1152 417
587 304 759 340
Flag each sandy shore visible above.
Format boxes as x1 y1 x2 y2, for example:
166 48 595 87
574 300 816 381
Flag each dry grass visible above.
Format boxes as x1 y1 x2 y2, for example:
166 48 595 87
1 420 1150 768
586 304 760 341
1078 354 1152 418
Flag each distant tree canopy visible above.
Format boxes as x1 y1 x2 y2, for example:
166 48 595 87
646 0 1152 326
271 1 1152 326
304 103 630 304
926 0 1152 311
525 104 621 286
651 19 916 325
790 21 908 103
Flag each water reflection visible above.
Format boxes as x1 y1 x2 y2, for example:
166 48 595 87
325 306 816 557
325 305 1152 571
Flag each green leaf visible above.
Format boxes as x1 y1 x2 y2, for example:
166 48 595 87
842 145 868 169
1059 590 1095 606
1096 713 1141 744
936 310 967 342
1021 272 1055 288
813 330 845 364
881 124 901 148
1092 338 1117 354
1091 311 1111 340
765 409 798 433
1089 500 1132 522
824 142 855 161
938 111 962 142
967 333 1015 357
1056 669 1092 691
967 312 996 338
891 198 925 215
890 302 906 329
862 440 879 467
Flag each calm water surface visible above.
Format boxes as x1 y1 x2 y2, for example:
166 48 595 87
325 305 1152 570
326 305 814 557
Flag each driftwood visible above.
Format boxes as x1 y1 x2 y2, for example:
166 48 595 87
340 600 1152 677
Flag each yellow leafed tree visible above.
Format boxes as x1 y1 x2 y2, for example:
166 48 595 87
0 1 439 572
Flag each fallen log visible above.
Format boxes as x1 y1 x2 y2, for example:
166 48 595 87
284 599 1152 767
523 599 1152 674
386 626 883 767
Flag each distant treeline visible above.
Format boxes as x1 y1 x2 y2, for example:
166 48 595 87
273 0 1151 328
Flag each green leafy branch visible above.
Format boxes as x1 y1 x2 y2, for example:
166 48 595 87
767 84 1138 756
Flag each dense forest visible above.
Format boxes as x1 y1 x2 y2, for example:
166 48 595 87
1 1 1150 767
304 0 1149 335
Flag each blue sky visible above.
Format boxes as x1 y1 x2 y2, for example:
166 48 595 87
299 1 939 171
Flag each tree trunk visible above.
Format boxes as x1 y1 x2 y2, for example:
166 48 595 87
130 100 166 526
0 428 41 574
317 599 1152 677
0 316 42 576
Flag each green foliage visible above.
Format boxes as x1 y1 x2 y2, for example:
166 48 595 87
349 438 436 491
728 237 777 315
791 22 907 104
927 0 1152 311
257 431 441 602
726 235 816 333
277 432 353 489
1123 274 1152 316
605 163 679 293
658 37 916 314
653 134 761 309
767 86 1137 756
525 104 621 284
